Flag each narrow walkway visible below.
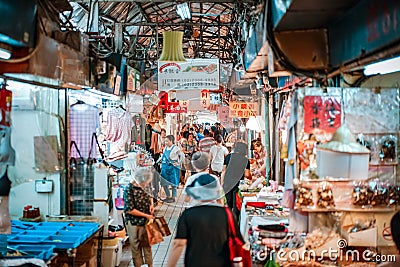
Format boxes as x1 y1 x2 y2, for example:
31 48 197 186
119 188 186 267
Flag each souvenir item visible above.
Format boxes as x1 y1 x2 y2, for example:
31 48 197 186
317 182 335 208
296 187 313 207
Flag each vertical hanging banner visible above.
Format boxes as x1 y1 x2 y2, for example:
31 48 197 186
303 96 341 134
201 90 210 108
127 66 141 91
158 59 219 91
218 106 233 128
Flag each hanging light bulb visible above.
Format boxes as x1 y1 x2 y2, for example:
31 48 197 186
159 31 186 62
239 124 246 133
246 116 261 132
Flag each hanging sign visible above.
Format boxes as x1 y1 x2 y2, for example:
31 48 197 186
229 102 258 118
127 66 141 91
179 100 189 108
158 59 219 91
217 106 233 128
201 90 210 108
165 102 188 114
210 93 221 104
126 93 144 113
303 96 341 134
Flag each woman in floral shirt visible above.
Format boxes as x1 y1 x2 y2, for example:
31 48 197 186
124 167 154 267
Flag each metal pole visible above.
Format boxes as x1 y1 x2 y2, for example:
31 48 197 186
264 90 271 186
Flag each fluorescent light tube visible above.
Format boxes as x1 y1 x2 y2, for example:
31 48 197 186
0 47 11 60
364 56 400 76
176 3 191 20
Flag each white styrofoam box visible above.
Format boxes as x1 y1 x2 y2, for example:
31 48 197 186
341 225 377 247
93 201 109 231
94 167 108 200
115 238 123 266
316 149 369 179
95 245 117 267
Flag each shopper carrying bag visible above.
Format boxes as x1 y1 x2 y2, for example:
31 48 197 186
167 174 245 267
225 207 252 267
145 219 164 246
124 167 155 267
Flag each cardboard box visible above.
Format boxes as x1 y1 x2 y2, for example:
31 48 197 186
76 239 96 261
341 225 377 247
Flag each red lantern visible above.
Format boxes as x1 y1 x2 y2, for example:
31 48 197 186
158 91 168 109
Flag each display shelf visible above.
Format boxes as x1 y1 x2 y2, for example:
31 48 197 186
369 162 398 166
295 206 398 213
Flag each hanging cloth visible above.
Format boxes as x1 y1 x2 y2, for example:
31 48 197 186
69 103 99 159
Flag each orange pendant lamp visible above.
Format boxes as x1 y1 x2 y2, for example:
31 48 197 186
159 31 186 62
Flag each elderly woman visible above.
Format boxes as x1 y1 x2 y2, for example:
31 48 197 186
123 167 155 267
167 173 243 267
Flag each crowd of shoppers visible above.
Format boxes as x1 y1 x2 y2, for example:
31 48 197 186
123 122 268 267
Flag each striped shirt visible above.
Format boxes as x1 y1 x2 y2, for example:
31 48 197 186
198 137 215 153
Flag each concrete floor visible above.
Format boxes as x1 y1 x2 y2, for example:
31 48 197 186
119 187 186 267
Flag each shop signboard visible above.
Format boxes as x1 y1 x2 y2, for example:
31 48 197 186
218 106 233 128
126 93 144 113
158 59 219 91
329 0 400 66
165 102 188 114
210 93 221 104
303 96 341 134
127 66 141 91
201 90 210 108
179 100 189 108
228 102 259 118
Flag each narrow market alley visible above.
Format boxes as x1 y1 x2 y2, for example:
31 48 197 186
119 189 186 267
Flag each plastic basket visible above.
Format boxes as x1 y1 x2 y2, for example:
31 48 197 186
8 235 47 244
14 245 56 260
42 235 81 249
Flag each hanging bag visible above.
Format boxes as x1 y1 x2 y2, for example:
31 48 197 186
145 219 164 246
114 186 125 210
225 207 252 267
69 140 94 215
154 216 171 237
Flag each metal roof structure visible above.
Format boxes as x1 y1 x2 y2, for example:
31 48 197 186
61 0 261 75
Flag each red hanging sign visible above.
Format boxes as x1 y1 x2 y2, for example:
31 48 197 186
201 90 210 108
303 96 341 134
165 102 188 113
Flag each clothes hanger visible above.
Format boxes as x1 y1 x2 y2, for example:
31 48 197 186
118 105 126 111
71 99 86 106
